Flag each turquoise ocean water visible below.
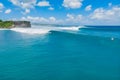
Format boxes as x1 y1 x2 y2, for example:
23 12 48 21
0 25 120 80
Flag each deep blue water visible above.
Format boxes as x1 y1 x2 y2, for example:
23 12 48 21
0 26 120 80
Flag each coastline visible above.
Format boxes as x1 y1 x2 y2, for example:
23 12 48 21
0 20 31 28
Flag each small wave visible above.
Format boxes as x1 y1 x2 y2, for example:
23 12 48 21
58 26 80 31
55 26 84 31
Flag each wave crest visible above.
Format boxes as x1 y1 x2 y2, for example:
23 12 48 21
10 26 84 34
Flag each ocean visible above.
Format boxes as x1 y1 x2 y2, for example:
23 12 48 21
0 25 120 80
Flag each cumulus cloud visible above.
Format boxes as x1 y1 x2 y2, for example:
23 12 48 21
19 5 120 25
89 6 120 25
20 16 60 24
66 6 120 25
48 7 54 10
85 5 92 11
66 13 89 24
9 0 37 14
62 0 83 9
66 14 84 21
37 0 50 7
90 6 120 20
0 3 4 12
0 3 4 9
12 4 120 25
21 9 30 15
25 9 30 13
67 14 74 20
62 6 120 25
9 0 52 13
21 16 47 23
5 9 12 14
49 17 56 22
9 0 37 9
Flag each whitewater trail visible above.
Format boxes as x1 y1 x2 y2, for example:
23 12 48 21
11 26 83 34
11 28 50 34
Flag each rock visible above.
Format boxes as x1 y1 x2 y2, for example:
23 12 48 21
13 21 31 28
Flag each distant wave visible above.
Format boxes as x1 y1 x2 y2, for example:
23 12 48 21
81 25 120 31
58 26 82 31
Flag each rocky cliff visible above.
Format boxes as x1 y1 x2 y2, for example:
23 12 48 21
13 21 31 28
0 20 31 28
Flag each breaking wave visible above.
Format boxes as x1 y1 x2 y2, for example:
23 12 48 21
11 26 84 34
11 28 50 34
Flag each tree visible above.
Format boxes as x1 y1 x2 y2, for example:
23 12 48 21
0 20 2 22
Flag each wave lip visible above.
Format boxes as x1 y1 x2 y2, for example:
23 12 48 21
58 27 80 31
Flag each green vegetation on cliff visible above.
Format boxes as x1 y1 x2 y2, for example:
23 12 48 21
0 20 14 28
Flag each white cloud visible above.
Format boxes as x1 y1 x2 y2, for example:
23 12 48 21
49 17 56 22
65 6 120 25
0 3 4 12
9 0 37 9
21 9 30 15
62 0 83 9
85 5 92 11
89 6 120 25
37 1 50 7
21 16 60 24
90 7 120 20
25 9 30 14
67 14 83 21
0 3 4 9
66 13 87 24
9 0 37 14
67 14 74 20
48 7 54 10
5 9 12 14
13 5 120 25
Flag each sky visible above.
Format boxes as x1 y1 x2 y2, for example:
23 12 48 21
0 0 120 25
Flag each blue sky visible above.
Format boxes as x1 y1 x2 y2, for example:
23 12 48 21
0 0 120 25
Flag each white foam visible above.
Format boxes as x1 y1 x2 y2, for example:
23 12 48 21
111 37 114 41
11 28 50 34
0 29 9 30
